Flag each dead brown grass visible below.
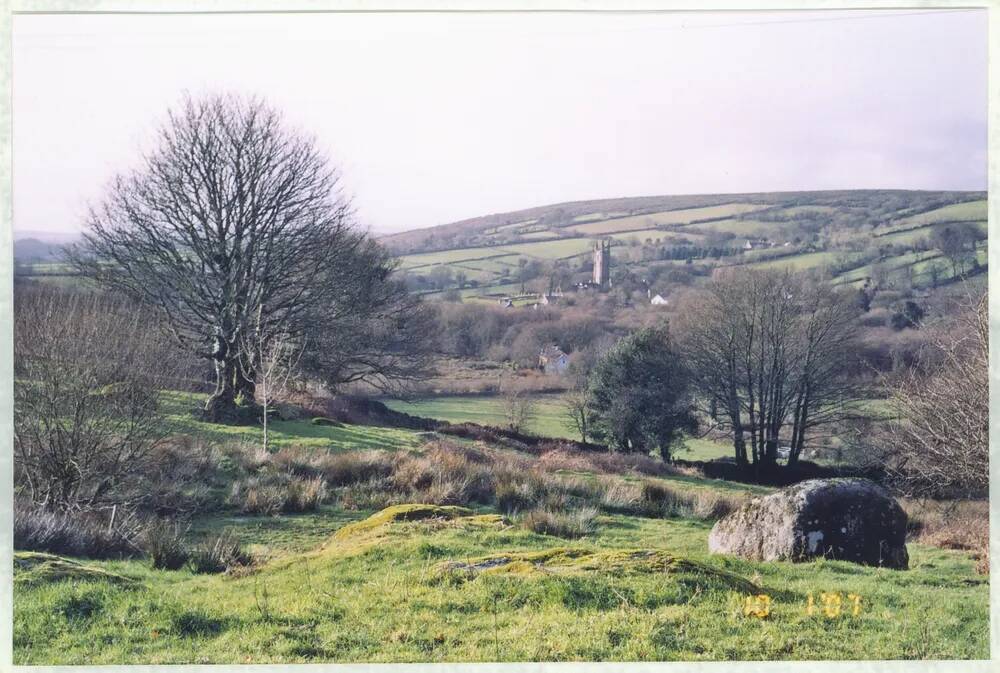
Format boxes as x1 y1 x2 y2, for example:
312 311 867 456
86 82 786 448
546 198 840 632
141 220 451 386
902 498 988 574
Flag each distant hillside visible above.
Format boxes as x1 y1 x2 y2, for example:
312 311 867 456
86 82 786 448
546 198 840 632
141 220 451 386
13 237 64 262
380 190 982 256
384 190 987 301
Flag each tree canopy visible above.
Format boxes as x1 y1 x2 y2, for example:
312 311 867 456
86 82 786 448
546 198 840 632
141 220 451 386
71 93 433 421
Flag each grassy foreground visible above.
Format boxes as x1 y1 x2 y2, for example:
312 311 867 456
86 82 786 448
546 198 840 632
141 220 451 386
14 502 987 663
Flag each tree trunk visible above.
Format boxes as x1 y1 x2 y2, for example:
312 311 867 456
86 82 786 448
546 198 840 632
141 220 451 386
235 366 257 407
204 356 241 423
734 433 748 466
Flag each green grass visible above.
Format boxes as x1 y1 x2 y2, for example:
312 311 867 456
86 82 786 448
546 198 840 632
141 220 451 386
685 218 799 240
14 505 988 663
160 391 424 452
383 393 572 439
874 220 987 246
13 393 989 663
746 250 839 271
569 204 767 236
383 393 749 462
891 200 987 228
399 246 511 269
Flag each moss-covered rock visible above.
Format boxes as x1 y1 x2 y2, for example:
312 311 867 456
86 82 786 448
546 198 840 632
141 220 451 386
331 504 483 543
14 551 140 587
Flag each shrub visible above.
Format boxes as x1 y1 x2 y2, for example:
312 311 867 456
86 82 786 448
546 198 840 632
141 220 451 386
228 473 330 515
389 443 496 506
229 480 286 516
522 507 598 538
141 519 190 570
313 450 394 486
188 530 253 574
141 438 227 515
640 481 695 517
903 499 988 552
976 548 989 576
285 476 328 512
337 477 400 511
13 286 191 514
691 490 745 520
14 500 139 559
600 480 642 513
494 474 546 514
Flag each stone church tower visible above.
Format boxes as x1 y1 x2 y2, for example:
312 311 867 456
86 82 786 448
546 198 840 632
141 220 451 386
592 240 610 287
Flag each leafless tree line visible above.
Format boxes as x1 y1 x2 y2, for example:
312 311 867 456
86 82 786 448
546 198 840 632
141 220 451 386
678 269 864 469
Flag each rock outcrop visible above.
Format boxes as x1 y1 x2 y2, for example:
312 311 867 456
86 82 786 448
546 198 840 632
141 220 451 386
708 478 908 569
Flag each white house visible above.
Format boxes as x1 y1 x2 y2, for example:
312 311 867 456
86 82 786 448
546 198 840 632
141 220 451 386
650 294 669 306
538 345 570 375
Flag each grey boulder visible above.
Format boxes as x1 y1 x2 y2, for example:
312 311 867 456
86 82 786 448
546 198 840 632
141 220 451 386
708 478 908 569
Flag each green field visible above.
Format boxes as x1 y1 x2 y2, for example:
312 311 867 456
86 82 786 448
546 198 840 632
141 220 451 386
874 220 988 246
388 192 988 303
685 218 798 240
891 200 987 228
399 247 513 270
569 203 767 236
746 250 839 271
382 393 732 461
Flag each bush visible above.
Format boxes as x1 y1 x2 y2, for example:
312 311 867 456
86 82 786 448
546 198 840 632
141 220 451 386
903 499 988 550
691 490 745 520
141 519 190 570
14 500 139 559
316 450 394 486
494 474 546 514
640 481 693 517
13 286 191 514
141 438 227 515
228 473 329 515
600 480 642 513
522 507 598 538
337 477 400 511
188 530 253 574
285 476 328 512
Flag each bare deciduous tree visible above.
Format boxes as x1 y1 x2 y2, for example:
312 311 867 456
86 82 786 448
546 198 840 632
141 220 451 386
240 304 304 453
679 269 863 471
931 222 982 279
563 389 591 443
70 93 429 421
13 286 183 513
500 381 537 433
875 290 988 497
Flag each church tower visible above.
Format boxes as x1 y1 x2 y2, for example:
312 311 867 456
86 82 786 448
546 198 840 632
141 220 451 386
592 240 610 287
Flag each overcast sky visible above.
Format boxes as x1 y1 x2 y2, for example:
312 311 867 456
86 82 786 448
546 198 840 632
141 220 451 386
12 8 988 237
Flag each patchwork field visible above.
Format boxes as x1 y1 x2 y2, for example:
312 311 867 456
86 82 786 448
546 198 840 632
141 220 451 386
385 191 988 302
569 203 767 236
890 200 987 228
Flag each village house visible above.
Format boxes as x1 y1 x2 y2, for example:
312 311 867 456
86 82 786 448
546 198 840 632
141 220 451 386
650 294 669 306
538 344 570 375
